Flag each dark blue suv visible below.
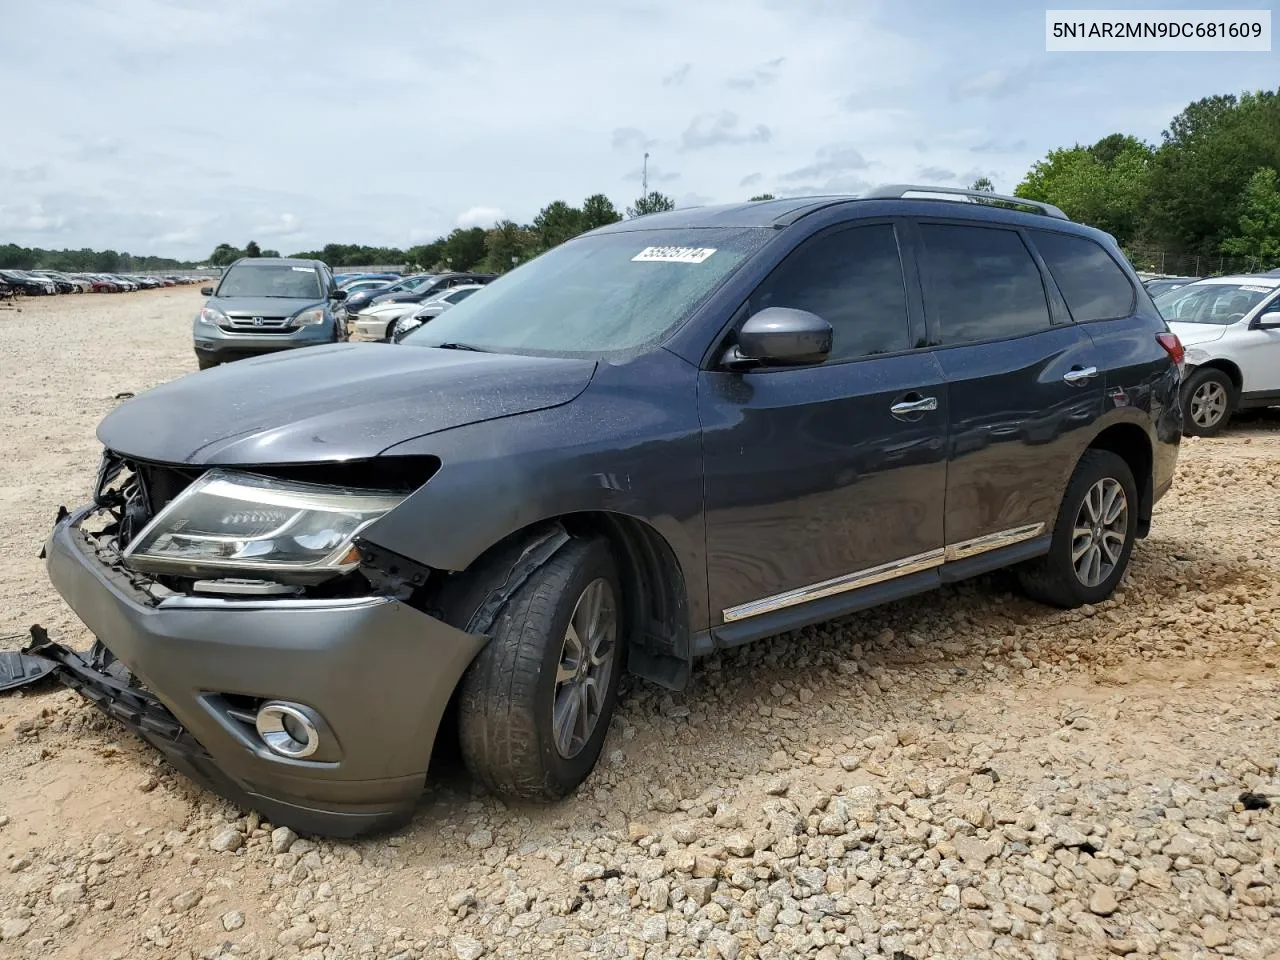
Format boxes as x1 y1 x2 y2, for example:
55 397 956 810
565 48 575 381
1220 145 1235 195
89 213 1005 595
36 185 1183 836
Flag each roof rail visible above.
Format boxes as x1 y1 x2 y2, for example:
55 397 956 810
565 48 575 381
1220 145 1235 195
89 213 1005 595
863 184 1070 221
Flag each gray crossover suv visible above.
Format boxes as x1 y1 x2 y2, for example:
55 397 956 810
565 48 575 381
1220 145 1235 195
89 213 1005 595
193 257 346 368
32 186 1182 837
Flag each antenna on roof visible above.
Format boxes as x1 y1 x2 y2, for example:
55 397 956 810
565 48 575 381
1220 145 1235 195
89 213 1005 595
642 152 649 197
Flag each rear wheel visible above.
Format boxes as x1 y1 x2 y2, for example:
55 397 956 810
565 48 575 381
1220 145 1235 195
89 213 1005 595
457 537 623 799
1182 367 1235 437
1017 449 1138 608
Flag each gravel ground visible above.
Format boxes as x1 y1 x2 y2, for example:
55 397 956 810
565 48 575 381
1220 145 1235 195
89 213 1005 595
0 289 1277 960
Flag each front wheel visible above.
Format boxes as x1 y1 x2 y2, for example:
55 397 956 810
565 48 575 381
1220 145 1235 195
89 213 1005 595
457 538 623 800
1182 367 1235 437
196 355 218 370
1017 449 1138 609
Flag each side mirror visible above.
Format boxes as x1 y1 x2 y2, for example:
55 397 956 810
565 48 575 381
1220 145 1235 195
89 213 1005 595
200 286 214 296
1254 310 1280 330
726 307 833 367
330 288 348 301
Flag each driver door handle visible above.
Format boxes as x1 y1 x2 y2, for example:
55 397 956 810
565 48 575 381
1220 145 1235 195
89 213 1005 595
890 396 938 416
1063 365 1098 384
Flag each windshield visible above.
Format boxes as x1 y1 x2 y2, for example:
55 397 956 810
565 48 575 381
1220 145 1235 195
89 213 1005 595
402 227 772 358
1154 281 1275 325
216 263 323 299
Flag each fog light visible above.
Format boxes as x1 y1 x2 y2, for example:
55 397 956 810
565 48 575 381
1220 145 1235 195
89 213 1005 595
255 701 321 759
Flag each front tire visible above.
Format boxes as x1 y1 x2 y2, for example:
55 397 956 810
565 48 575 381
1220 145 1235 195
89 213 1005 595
1182 367 1235 437
196 355 218 370
457 538 623 800
1018 449 1138 609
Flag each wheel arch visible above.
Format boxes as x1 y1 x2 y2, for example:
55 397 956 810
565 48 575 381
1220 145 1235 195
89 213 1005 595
426 510 693 692
1084 422 1154 537
1189 358 1243 392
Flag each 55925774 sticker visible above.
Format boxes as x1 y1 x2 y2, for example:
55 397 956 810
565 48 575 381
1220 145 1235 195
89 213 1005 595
631 246 717 264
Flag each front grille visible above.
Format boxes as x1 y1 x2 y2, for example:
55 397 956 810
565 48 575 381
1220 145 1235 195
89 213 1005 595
221 315 294 332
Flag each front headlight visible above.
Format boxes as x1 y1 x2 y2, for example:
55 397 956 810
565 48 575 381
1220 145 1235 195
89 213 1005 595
294 307 327 326
199 306 228 326
122 469 404 580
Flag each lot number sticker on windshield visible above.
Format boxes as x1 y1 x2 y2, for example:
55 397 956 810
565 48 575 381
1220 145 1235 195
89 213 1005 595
1240 284 1272 293
632 246 717 264
291 267 314 272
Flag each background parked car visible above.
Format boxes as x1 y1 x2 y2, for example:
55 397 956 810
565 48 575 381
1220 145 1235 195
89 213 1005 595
388 284 485 342
0 270 55 295
340 273 439 315
192 257 348 368
1153 274 1280 435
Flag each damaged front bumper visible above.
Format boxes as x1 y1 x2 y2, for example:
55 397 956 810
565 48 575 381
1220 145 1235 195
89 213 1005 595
32 504 487 837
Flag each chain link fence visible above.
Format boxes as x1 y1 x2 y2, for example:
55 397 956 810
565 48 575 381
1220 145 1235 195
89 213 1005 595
1125 247 1279 278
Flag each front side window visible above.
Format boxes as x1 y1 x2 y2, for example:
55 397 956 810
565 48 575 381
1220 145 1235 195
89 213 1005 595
1153 282 1276 324
216 264 322 299
1030 230 1134 322
744 223 911 362
402 227 772 358
919 224 1051 344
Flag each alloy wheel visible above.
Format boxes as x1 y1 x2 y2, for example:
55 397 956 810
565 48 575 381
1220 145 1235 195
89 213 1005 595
551 578 617 759
1071 478 1128 588
1190 380 1228 428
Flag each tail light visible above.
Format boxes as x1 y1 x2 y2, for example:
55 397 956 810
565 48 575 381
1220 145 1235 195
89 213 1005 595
1156 332 1184 372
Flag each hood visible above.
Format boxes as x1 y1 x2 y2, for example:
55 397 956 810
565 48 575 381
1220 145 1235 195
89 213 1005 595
1167 321 1228 347
209 295 322 318
98 343 596 465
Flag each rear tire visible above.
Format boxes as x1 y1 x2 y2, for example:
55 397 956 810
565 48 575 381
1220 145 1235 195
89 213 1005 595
1181 367 1235 437
1017 449 1138 609
457 537 623 800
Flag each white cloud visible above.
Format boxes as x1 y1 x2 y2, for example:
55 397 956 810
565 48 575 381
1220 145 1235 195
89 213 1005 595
455 206 504 229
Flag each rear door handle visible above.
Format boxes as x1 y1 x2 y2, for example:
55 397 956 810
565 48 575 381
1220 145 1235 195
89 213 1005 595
1063 366 1098 384
890 396 938 416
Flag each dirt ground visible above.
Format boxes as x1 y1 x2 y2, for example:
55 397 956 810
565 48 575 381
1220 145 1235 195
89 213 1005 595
0 289 1277 960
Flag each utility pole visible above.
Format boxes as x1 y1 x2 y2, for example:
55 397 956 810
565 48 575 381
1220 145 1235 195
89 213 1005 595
642 152 649 197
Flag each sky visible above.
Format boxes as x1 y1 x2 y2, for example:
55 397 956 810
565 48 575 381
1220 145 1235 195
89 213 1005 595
1 0 1276 261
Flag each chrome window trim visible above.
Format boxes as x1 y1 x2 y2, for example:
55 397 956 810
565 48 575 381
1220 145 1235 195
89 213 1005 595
721 522 1046 623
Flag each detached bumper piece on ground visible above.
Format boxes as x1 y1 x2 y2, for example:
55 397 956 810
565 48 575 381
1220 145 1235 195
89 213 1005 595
0 648 55 692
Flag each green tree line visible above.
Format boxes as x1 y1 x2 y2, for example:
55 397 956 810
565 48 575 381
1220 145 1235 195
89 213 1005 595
1013 88 1280 263
0 244 195 272
282 191 672 273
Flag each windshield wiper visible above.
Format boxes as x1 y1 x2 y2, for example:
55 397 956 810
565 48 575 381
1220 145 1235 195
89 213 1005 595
434 342 489 353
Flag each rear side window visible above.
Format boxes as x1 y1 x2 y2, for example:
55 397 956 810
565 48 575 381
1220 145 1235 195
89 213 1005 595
919 224 1051 345
747 223 911 362
1031 231 1134 322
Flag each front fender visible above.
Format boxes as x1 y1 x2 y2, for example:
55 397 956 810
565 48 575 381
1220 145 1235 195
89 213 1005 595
360 351 710 632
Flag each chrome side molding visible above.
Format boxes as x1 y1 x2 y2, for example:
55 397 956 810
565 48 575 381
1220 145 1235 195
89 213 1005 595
722 522 1047 623
722 549 945 623
943 522 1045 562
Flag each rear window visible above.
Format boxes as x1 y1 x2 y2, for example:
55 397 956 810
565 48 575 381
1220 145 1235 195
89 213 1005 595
1030 231 1134 322
919 224 1051 344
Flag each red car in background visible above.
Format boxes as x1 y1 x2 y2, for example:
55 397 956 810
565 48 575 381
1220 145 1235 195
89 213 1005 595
87 276 121 293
